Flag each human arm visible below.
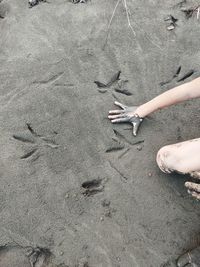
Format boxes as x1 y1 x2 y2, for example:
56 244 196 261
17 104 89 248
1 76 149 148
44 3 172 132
108 77 200 135
136 77 200 117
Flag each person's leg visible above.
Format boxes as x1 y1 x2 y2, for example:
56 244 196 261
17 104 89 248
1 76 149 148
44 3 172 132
156 138 200 175
156 139 200 266
156 138 200 200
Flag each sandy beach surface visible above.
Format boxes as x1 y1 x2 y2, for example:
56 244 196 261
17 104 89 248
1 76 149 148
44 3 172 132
0 0 200 266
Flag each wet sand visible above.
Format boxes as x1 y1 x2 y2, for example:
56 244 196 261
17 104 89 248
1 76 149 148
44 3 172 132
0 0 200 266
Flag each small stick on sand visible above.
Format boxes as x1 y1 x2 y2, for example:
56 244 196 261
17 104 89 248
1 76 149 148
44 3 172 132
123 0 136 36
103 0 121 49
103 0 162 51
103 0 137 49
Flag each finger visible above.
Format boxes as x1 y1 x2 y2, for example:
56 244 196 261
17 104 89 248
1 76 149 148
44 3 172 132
111 118 129 123
114 101 127 110
108 114 126 120
177 252 191 267
185 182 200 193
177 247 200 267
187 189 192 194
187 188 200 200
191 191 200 200
132 122 140 136
109 110 125 115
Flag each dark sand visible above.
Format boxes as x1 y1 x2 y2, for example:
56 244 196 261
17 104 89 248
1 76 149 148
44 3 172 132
0 0 200 266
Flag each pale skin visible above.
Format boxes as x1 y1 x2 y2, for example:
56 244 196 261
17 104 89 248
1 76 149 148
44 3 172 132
108 77 200 200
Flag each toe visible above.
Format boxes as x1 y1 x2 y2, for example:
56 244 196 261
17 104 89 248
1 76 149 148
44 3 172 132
177 252 190 267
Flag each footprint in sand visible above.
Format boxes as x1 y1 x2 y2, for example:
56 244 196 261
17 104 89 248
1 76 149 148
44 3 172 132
13 123 59 160
0 245 54 267
0 2 9 19
81 178 105 196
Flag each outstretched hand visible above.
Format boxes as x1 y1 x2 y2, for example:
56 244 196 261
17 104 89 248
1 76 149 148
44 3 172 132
108 101 143 136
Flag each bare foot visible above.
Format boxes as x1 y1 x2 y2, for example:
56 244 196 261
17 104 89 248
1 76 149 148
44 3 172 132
177 246 200 266
185 171 200 200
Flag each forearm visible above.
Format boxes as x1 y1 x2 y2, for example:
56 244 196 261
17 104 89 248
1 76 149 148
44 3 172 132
137 77 200 117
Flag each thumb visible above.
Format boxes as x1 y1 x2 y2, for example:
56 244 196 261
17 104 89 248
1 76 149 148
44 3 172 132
132 119 143 136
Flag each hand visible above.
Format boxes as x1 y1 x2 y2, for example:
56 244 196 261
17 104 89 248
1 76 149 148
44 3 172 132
108 101 143 136
185 172 200 200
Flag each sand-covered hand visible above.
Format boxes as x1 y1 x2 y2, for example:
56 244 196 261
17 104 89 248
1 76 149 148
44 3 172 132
108 101 143 136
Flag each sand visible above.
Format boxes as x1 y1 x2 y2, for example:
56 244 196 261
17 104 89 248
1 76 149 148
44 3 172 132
0 0 200 266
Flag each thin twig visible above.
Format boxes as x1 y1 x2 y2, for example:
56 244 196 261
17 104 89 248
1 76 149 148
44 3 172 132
108 160 128 181
123 0 136 36
103 0 162 51
103 0 121 49
107 0 121 33
125 0 162 50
